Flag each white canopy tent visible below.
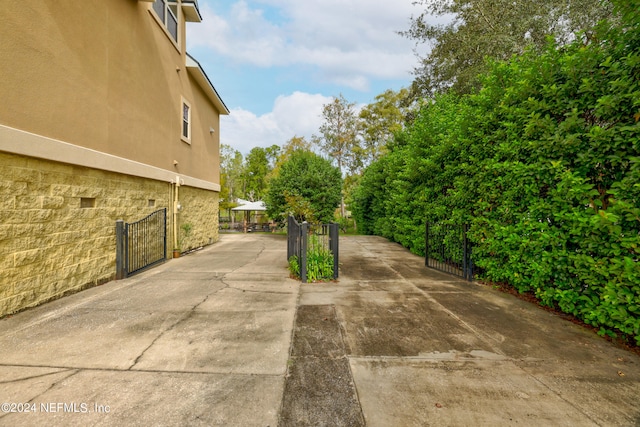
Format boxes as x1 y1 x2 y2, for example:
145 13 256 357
231 200 267 212
231 200 267 232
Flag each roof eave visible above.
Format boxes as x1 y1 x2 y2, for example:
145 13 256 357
182 1 202 22
185 53 230 116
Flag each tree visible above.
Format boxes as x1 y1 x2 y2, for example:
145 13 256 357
315 94 362 175
355 4 640 344
219 144 244 217
272 136 313 176
400 0 615 97
242 147 272 201
358 88 412 165
315 94 363 217
265 144 281 169
265 150 342 224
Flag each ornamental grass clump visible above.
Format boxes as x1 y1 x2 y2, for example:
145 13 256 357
288 234 334 282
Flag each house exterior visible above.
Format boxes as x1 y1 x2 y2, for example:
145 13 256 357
0 0 229 316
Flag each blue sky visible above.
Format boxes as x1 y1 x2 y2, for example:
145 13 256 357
186 0 430 155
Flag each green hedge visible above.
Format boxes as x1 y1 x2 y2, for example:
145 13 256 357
353 6 640 344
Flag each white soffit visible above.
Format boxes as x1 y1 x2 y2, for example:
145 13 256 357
186 53 230 115
182 1 202 22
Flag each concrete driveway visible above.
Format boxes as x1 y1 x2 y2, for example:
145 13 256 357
0 234 296 426
296 236 640 426
0 233 639 426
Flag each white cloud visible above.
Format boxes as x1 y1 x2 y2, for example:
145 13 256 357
221 91 332 154
188 0 421 90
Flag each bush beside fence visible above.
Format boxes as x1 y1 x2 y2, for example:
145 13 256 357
425 223 473 281
352 12 640 346
287 216 339 283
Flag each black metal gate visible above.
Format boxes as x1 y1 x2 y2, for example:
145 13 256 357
425 222 473 281
287 216 339 283
116 208 167 278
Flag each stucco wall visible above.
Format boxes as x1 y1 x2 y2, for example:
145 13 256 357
0 152 219 317
0 0 221 185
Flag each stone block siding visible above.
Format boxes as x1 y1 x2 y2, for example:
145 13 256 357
177 186 219 252
0 152 219 317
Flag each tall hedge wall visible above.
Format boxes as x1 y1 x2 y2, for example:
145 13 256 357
353 6 640 345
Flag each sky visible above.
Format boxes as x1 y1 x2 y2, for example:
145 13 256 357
186 0 429 155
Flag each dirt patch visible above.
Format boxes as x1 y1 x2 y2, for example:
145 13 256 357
279 305 364 427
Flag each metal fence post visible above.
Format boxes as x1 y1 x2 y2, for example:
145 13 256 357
162 208 167 260
462 224 468 280
425 221 429 268
116 220 126 279
287 215 293 260
329 223 339 280
463 223 473 281
300 221 308 283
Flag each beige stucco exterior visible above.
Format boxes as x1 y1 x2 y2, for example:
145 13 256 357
0 0 229 316
0 0 227 183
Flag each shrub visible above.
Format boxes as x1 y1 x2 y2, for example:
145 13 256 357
352 9 640 345
288 234 335 282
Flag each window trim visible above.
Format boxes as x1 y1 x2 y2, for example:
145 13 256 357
150 0 180 50
181 97 192 144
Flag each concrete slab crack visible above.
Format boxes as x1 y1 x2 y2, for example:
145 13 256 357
0 369 79 421
0 368 75 385
221 278 293 295
128 291 215 370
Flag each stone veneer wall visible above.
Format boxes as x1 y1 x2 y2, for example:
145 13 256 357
0 152 219 317
176 186 220 252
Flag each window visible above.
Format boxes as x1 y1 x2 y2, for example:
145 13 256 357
152 0 178 42
181 99 191 143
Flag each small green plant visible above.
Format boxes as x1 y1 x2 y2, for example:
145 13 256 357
288 255 300 278
288 235 335 282
306 234 334 282
306 246 334 282
175 222 192 250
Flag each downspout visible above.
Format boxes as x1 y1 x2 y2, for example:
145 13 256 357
173 175 180 250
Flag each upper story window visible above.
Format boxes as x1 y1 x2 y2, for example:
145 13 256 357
152 0 178 42
181 98 191 143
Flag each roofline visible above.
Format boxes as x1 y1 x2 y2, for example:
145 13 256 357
182 0 202 22
185 53 230 115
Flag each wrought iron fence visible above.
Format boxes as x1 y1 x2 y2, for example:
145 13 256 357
116 209 167 278
425 222 473 281
287 216 339 283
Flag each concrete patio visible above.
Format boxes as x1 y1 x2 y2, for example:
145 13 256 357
0 233 638 426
